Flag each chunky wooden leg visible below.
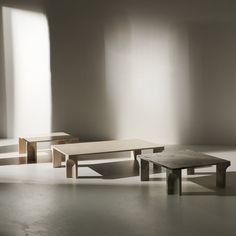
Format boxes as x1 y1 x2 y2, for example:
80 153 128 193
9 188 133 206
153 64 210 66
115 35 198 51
57 137 79 145
27 142 37 163
140 159 149 181
18 138 27 164
153 147 163 172
18 138 26 154
18 156 27 165
131 149 141 161
52 148 66 167
187 168 195 175
216 162 230 188
57 140 66 144
70 137 79 143
66 158 78 178
166 169 182 195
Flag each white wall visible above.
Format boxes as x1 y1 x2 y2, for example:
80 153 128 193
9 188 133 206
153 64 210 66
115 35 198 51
46 0 236 145
1 0 236 144
0 0 49 138
103 16 191 144
2 6 51 137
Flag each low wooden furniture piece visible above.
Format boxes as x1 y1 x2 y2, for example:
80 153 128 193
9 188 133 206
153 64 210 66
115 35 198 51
139 150 231 195
19 132 78 163
52 139 164 178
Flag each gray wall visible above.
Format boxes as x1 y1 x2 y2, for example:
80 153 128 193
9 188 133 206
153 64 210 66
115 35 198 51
187 22 236 144
46 0 236 144
0 5 7 138
1 0 236 144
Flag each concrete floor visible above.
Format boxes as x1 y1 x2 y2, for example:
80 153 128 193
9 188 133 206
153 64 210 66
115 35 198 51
0 142 236 236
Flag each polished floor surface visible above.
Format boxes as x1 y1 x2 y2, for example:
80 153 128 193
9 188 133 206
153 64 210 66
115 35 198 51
0 142 236 236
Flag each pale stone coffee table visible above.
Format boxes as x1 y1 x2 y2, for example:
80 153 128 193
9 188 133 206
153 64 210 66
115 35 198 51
139 150 231 195
19 132 78 163
52 139 164 178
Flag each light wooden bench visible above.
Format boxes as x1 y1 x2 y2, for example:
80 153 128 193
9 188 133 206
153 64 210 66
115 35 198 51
52 139 164 178
139 150 231 195
19 132 79 163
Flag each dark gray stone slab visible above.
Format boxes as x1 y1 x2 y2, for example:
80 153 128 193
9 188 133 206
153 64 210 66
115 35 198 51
139 150 231 195
139 150 230 170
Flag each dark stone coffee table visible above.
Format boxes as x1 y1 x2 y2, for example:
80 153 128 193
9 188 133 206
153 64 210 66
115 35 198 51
139 150 231 195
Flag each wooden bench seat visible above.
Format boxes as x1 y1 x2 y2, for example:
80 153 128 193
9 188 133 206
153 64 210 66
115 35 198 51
52 139 164 178
19 132 78 163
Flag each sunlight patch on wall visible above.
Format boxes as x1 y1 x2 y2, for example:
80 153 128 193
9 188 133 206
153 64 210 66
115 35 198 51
104 17 190 144
2 7 51 137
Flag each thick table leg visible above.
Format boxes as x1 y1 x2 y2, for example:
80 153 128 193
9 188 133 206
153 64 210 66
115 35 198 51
216 162 230 188
153 147 164 172
18 138 26 154
27 142 37 163
140 159 149 181
18 138 27 164
187 168 195 175
70 137 79 143
57 140 66 144
66 158 78 178
131 149 141 161
166 169 182 195
52 148 66 168
57 137 79 145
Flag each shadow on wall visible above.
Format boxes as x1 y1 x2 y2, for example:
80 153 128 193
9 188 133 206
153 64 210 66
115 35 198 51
0 7 7 138
47 0 119 141
1 0 236 144
47 0 183 142
186 23 236 145
47 0 236 144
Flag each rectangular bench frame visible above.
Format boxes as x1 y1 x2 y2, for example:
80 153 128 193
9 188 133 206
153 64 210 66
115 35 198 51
52 139 164 178
19 132 78 163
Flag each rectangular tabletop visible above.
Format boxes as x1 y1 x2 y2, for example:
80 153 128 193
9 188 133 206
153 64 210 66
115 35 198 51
52 139 164 156
23 132 74 143
140 150 230 170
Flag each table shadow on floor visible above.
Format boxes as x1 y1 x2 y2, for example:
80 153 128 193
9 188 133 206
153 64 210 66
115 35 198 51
182 171 236 196
77 160 140 179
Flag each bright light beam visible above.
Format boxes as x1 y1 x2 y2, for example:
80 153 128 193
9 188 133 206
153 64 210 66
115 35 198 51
3 7 51 137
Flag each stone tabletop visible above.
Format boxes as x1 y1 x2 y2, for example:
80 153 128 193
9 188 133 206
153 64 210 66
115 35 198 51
139 150 230 170
23 132 73 143
52 139 164 156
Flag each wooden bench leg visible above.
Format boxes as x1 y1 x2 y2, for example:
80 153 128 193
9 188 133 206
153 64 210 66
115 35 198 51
70 137 79 143
131 149 141 161
57 138 79 145
57 140 66 144
140 159 149 181
18 138 26 154
66 158 78 178
216 162 230 188
153 147 164 172
166 169 182 195
18 138 27 164
27 142 37 163
52 148 65 168
187 168 195 175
